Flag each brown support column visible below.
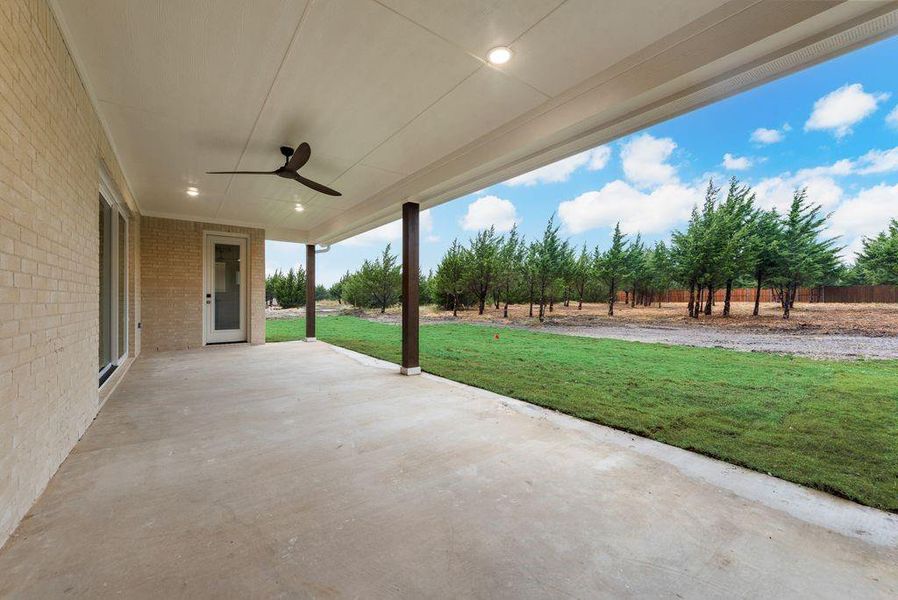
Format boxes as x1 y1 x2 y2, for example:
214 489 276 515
401 202 420 375
305 244 316 341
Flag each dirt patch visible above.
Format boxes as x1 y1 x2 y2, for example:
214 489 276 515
267 301 898 359
353 301 898 360
361 301 898 337
265 300 348 320
535 323 898 360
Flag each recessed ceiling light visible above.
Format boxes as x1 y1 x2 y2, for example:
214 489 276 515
294 203 304 212
186 187 199 197
487 46 512 65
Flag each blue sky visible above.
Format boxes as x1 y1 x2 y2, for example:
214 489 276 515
268 35 898 286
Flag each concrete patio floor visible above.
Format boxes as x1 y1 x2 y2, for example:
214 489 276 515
1 341 896 599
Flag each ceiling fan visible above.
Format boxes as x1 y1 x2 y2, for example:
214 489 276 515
206 143 341 196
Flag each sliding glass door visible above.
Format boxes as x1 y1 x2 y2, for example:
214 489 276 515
98 192 128 385
99 199 112 375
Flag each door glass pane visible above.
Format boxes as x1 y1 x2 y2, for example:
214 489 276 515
214 243 240 330
98 199 112 371
117 214 127 357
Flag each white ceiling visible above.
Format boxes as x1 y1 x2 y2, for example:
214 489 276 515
52 0 898 243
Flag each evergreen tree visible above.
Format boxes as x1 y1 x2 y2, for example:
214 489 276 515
596 222 628 316
328 271 351 304
646 241 673 307
559 242 577 308
465 226 502 315
570 244 592 310
745 210 782 315
697 181 725 316
265 272 277 307
496 225 525 318
523 242 540 318
532 217 565 321
343 244 401 312
771 189 841 319
853 219 898 284
419 270 434 305
671 206 704 318
270 267 305 308
433 239 468 316
717 179 757 316
624 233 646 307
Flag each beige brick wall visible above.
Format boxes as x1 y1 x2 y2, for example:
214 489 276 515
141 217 265 352
0 0 141 545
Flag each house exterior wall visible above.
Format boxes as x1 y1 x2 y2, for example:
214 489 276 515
0 0 141 546
140 216 265 352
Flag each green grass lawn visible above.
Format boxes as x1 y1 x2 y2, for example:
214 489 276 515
267 316 898 511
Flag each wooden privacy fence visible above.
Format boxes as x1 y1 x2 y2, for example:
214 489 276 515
816 284 898 303
617 284 898 304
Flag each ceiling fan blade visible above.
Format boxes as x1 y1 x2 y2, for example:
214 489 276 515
286 142 311 171
289 172 341 196
206 170 277 175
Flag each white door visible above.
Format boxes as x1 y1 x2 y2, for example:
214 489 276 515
205 235 247 344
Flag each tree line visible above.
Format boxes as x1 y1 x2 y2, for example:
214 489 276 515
268 178 898 319
265 267 329 308
427 178 848 320
265 245 435 312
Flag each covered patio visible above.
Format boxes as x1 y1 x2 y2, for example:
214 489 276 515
4 0 898 596
1 341 895 598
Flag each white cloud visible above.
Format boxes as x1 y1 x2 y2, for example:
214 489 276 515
887 105 898 129
460 195 518 232
751 127 785 144
784 147 898 179
583 146 612 171
794 159 854 180
558 180 700 235
343 209 434 246
804 83 890 138
854 147 898 175
421 209 434 233
752 177 792 213
505 145 611 186
794 177 845 212
828 184 898 260
722 153 752 170
620 134 678 188
558 133 698 234
750 146 898 215
754 175 844 214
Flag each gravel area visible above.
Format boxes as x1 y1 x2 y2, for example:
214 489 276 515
535 323 898 360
